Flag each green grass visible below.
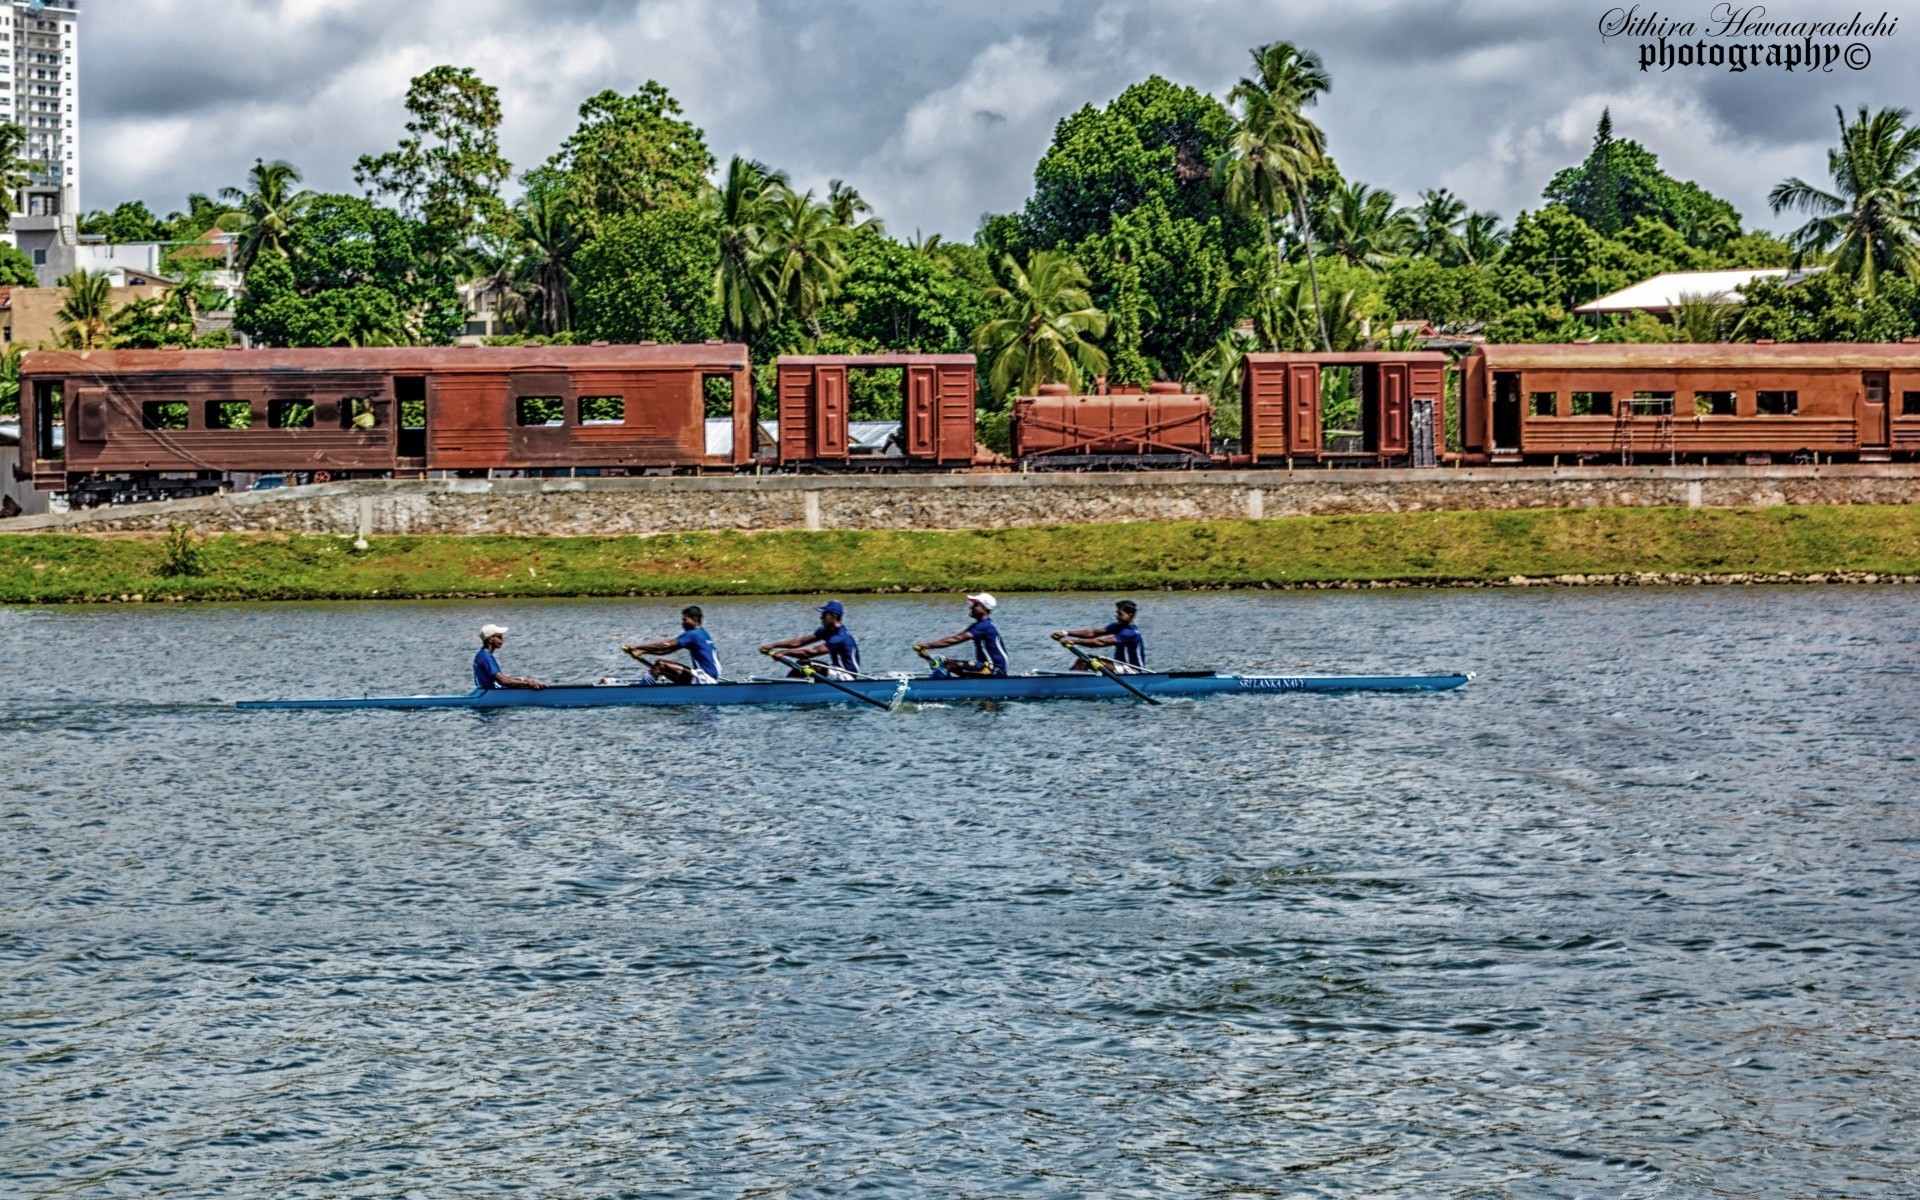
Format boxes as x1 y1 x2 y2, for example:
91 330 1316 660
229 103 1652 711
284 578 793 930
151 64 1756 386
2 505 1917 604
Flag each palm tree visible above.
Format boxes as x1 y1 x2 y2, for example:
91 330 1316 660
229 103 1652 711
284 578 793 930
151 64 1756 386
1217 41 1333 349
827 179 883 234
709 156 787 342
762 188 851 337
1665 291 1746 343
516 174 579 335
1411 188 1467 260
1318 182 1416 268
56 269 115 349
1461 210 1508 266
972 251 1109 399
219 159 316 274
1769 105 1920 295
0 122 36 231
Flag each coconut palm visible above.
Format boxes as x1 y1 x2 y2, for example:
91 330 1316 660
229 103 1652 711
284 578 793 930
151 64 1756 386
1461 210 1508 266
1665 291 1746 343
1216 41 1333 349
972 251 1109 399
710 156 787 342
762 187 851 337
1318 182 1416 268
0 122 36 230
219 159 316 274
827 179 883 234
516 173 579 335
56 270 116 349
1411 188 1467 260
1769 105 1920 295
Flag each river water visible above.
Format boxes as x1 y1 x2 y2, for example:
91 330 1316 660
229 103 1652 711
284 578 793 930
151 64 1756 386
3 587 1917 1198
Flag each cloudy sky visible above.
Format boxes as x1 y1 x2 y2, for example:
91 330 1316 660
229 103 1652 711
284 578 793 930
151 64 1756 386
83 0 1915 238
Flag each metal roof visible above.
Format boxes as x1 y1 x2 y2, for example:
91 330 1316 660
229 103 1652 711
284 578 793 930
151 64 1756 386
1573 268 1814 314
775 353 976 367
1473 341 1920 369
1243 351 1450 365
19 343 752 374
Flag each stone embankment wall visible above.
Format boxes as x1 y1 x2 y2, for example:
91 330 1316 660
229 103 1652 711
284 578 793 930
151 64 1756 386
5 464 1917 538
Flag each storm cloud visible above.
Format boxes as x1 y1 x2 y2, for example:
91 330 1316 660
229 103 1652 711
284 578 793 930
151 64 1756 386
80 0 1918 236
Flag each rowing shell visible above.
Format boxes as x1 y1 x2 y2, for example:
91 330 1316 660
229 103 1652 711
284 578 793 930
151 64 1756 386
236 671 1471 711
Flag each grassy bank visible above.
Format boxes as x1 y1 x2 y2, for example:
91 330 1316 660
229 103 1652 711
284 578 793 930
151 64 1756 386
2 505 1918 604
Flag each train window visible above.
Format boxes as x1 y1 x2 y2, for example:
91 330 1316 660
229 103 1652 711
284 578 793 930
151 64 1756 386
1756 390 1798 415
207 401 253 430
34 379 63 458
703 374 736 419
1528 391 1558 417
516 396 565 426
141 401 187 430
579 396 624 425
1570 391 1612 416
1693 391 1736 416
1629 391 1674 416
269 400 314 429
341 397 378 429
1902 391 1920 416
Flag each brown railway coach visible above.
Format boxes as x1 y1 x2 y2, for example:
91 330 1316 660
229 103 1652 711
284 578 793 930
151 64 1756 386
18 344 753 500
1011 382 1213 463
1460 342 1920 463
776 353 978 467
1240 352 1449 466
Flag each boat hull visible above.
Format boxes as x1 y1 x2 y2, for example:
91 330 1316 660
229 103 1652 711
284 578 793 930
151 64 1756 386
237 671 1470 711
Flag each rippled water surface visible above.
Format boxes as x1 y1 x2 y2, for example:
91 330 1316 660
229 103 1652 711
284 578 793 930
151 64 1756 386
3 587 1918 1197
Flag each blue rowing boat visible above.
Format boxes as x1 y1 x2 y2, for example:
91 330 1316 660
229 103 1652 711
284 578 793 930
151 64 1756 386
236 670 1471 710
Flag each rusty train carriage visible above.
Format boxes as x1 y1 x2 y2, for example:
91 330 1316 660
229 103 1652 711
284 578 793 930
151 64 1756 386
1461 343 1920 463
775 354 978 467
19 344 753 499
1240 352 1450 466
1010 382 1213 463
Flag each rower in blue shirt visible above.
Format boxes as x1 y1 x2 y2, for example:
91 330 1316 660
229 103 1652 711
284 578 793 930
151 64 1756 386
1054 600 1146 672
915 592 1010 678
623 605 722 684
760 600 862 679
473 623 546 690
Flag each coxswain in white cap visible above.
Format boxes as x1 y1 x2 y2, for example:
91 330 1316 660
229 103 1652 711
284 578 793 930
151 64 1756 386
473 624 546 691
913 593 1010 678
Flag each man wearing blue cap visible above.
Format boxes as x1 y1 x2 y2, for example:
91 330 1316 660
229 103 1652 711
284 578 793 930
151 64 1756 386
759 600 862 678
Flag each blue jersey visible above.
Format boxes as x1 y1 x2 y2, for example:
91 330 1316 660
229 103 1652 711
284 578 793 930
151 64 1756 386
966 616 1010 675
676 627 720 679
814 624 861 673
1105 620 1146 667
473 647 503 689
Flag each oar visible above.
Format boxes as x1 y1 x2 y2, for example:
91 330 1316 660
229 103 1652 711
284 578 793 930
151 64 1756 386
765 650 892 711
1055 634 1159 705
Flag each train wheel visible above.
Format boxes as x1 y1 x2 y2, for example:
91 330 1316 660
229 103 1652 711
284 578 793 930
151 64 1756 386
311 470 331 484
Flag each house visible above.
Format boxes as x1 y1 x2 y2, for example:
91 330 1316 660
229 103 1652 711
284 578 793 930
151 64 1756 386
1574 268 1819 317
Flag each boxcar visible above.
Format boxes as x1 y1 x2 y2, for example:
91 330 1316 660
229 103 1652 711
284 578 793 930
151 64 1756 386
17 343 753 503
775 353 978 468
1010 382 1213 464
1240 352 1448 466
1459 342 1920 463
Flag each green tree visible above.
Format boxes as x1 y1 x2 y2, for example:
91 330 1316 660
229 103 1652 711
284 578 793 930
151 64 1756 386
0 123 35 230
1738 269 1920 342
710 156 787 342
1316 181 1415 268
763 188 851 337
972 251 1109 399
1664 291 1746 343
161 193 228 243
1410 188 1467 260
219 159 316 273
80 200 164 243
1382 257 1504 326
1544 110 1742 245
0 242 36 286
110 285 228 349
1769 105 1920 296
545 84 714 228
56 270 115 349
820 234 991 353
235 195 460 347
1496 205 1655 311
827 179 883 234
1461 210 1508 265
573 205 720 344
514 171 581 335
1217 42 1333 349
355 65 512 253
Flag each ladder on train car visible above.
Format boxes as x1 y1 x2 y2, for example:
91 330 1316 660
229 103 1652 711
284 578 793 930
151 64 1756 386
1613 409 1634 465
1654 413 1677 464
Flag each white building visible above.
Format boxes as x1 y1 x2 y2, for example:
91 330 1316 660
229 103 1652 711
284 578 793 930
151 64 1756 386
3 0 81 286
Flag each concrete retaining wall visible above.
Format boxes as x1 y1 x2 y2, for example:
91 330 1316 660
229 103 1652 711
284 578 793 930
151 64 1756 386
4 464 1917 538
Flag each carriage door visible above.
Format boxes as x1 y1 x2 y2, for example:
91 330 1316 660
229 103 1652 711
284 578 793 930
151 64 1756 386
813 365 849 460
1410 400 1436 468
1492 372 1522 450
1286 362 1321 457
1376 362 1411 458
1861 371 1890 448
904 365 937 460
395 376 427 463
508 372 572 469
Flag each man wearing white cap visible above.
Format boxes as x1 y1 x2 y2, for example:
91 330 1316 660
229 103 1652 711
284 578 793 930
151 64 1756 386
473 624 546 691
913 593 1010 678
